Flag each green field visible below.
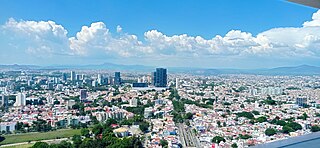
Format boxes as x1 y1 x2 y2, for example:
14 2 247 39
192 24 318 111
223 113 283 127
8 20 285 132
3 143 34 148
0 129 81 145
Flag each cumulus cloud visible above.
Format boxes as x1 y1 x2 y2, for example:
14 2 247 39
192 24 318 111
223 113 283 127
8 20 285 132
1 10 320 65
116 25 122 33
69 22 153 57
303 10 320 27
144 10 320 58
2 18 69 57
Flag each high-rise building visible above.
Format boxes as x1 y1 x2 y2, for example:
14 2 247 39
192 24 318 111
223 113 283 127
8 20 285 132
129 98 138 107
108 76 114 85
176 78 179 89
154 68 167 87
1 94 9 108
114 72 121 85
47 82 54 90
92 80 98 87
70 71 76 81
97 74 102 85
296 97 307 107
76 74 81 81
80 89 88 101
15 93 26 107
62 73 68 81
151 72 156 86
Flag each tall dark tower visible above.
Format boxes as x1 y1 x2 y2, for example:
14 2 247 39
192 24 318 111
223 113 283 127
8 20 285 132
114 72 121 85
154 68 167 87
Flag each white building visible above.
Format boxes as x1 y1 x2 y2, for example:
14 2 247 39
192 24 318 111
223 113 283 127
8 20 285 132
176 78 179 89
15 92 26 106
129 98 138 107
0 122 16 132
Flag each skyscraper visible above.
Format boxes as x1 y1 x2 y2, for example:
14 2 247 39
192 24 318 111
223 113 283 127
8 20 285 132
114 72 121 85
1 94 9 108
70 71 76 81
15 93 26 107
80 89 88 101
176 78 179 89
154 68 167 87
151 72 156 86
97 74 102 85
62 73 68 81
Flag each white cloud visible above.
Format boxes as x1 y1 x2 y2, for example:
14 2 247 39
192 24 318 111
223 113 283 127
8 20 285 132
1 10 320 66
2 18 69 56
116 25 122 33
69 22 153 57
303 10 320 27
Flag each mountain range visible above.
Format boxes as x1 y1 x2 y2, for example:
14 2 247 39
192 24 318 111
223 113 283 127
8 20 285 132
0 63 320 75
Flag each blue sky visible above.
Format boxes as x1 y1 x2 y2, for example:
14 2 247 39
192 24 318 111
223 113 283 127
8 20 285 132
0 0 319 68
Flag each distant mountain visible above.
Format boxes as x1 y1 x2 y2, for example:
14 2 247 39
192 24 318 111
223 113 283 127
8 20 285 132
196 65 320 75
41 62 155 71
267 65 320 75
0 64 40 70
0 63 319 75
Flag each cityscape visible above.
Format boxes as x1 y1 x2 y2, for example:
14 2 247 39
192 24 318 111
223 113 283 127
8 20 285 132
0 0 320 148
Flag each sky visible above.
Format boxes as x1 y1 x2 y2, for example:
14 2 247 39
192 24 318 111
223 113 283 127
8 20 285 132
0 0 319 68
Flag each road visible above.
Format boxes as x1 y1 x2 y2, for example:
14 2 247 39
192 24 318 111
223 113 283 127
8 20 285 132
0 138 69 147
177 123 201 148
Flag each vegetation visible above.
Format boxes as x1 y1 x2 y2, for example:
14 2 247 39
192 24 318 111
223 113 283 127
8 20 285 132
262 99 277 105
231 143 238 148
160 139 168 147
251 110 260 115
30 121 143 148
311 125 320 132
281 125 294 134
211 136 226 144
256 116 268 123
238 134 252 139
0 129 81 145
236 111 254 119
81 128 90 138
265 128 277 136
297 113 309 120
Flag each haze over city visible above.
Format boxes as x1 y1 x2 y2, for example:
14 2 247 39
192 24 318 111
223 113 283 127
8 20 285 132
1 1 320 148
0 0 319 68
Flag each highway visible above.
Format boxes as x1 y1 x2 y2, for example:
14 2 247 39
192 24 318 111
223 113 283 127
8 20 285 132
177 123 201 148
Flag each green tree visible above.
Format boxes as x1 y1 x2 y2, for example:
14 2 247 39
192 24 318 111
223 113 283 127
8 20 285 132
160 139 168 147
252 110 260 115
217 121 221 127
81 128 90 138
236 111 254 119
231 143 238 148
32 142 49 148
282 125 294 134
256 116 267 123
184 112 193 119
211 136 225 144
287 122 302 131
92 124 103 135
56 140 73 148
139 121 149 133
239 134 252 139
311 125 320 132
72 135 82 148
265 128 277 136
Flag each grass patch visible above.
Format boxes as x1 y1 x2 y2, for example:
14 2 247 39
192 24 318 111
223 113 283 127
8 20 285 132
3 143 34 148
0 129 81 145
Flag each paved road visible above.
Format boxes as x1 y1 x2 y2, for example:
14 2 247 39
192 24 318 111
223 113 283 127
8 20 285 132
0 138 69 147
177 123 201 148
